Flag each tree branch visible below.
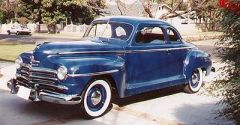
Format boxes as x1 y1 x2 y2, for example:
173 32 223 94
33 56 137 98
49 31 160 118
159 0 183 19
160 0 208 19
142 0 154 18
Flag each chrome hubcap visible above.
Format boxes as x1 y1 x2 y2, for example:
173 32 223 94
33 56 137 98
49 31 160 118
91 90 102 106
192 72 199 85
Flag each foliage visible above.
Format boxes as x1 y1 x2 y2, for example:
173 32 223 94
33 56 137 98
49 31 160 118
163 0 187 11
213 0 240 123
18 0 105 32
0 0 18 23
0 10 6 23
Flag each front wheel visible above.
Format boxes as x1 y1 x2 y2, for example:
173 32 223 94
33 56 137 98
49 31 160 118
184 68 203 93
81 79 112 119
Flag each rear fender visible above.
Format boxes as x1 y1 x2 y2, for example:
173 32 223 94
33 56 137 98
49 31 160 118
183 49 212 82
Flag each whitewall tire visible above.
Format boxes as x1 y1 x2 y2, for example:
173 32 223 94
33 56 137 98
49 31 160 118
82 79 111 118
184 68 203 93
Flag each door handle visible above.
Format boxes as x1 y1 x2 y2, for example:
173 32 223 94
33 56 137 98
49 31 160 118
166 49 171 54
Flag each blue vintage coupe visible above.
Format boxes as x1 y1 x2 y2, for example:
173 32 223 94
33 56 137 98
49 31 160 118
8 16 213 118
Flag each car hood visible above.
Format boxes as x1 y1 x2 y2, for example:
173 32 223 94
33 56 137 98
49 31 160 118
33 40 125 61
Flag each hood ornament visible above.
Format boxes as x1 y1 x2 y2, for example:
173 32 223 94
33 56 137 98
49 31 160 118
30 56 40 66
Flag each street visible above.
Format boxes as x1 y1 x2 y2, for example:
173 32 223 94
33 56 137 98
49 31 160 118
0 33 81 44
0 39 234 125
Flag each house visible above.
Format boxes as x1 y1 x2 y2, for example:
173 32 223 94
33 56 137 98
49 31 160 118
104 1 199 34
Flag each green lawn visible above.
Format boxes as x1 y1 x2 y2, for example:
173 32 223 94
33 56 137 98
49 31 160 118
0 44 35 62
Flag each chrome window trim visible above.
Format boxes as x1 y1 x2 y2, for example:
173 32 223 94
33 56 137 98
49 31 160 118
84 20 135 42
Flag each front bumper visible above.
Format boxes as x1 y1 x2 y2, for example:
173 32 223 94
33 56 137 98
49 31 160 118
7 79 81 105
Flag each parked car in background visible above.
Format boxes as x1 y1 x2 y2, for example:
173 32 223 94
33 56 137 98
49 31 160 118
7 25 31 35
8 16 214 119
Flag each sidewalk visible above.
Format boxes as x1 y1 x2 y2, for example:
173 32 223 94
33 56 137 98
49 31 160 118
0 65 15 91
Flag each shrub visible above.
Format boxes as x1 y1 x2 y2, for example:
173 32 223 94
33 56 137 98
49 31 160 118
215 0 240 123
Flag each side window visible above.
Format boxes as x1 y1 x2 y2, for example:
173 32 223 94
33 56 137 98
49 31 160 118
114 26 128 40
97 23 112 38
136 26 165 44
115 26 126 37
88 25 97 37
88 23 112 38
167 28 180 42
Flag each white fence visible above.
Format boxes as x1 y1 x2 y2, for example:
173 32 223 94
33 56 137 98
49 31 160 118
63 24 88 33
0 22 88 34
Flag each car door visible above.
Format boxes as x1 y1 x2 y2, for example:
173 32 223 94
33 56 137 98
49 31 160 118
164 27 189 84
125 24 170 95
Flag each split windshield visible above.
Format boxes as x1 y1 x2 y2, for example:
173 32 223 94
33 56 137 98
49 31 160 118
84 21 133 41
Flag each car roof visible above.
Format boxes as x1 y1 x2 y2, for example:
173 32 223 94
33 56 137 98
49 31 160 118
94 16 170 26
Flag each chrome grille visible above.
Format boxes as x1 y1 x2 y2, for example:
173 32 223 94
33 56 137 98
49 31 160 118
21 65 30 78
17 64 58 88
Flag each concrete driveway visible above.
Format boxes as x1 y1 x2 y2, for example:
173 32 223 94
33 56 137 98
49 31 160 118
0 39 235 125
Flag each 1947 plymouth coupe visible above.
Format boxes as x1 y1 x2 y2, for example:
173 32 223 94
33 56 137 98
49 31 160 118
8 16 214 118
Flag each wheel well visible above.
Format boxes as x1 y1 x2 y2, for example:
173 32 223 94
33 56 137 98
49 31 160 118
201 67 207 76
91 75 120 97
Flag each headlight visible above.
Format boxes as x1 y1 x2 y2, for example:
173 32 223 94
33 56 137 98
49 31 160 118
15 56 23 69
57 66 68 80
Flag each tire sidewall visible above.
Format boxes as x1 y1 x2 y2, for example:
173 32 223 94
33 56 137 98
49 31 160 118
188 68 203 93
82 79 111 118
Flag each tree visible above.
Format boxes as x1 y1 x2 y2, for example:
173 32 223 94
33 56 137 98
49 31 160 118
0 10 6 23
18 0 105 33
142 0 209 19
214 0 240 123
0 0 19 23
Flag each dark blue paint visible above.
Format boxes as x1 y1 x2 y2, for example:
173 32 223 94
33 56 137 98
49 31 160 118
17 16 212 99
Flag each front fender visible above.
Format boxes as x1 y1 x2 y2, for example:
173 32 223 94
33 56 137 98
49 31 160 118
47 55 126 97
183 49 212 81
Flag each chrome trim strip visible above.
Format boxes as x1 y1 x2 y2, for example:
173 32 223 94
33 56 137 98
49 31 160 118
16 74 29 81
30 67 57 74
30 75 58 81
58 47 193 55
21 70 30 75
68 69 119 77
32 83 66 90
21 63 31 68
58 50 125 55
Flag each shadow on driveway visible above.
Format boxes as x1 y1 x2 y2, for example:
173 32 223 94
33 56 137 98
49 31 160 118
113 85 184 107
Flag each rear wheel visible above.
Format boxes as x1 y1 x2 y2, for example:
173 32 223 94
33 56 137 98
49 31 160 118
184 68 203 93
81 79 112 119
